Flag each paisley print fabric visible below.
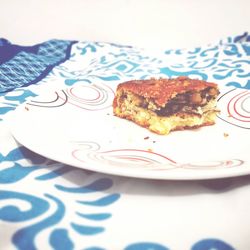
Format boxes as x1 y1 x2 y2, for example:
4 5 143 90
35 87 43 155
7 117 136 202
0 33 249 249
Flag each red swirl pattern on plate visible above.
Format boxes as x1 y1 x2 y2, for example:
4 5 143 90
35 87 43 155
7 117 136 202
63 83 114 110
72 146 177 170
217 88 250 129
27 90 68 108
27 83 114 110
71 142 244 173
181 159 244 170
228 90 250 122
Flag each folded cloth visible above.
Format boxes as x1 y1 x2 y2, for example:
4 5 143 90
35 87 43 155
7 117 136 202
0 39 77 93
1 32 249 95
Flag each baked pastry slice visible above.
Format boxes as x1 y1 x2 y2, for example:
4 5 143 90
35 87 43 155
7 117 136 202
113 76 220 135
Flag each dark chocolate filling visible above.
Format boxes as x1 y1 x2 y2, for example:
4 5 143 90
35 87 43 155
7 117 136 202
120 87 218 117
154 88 216 117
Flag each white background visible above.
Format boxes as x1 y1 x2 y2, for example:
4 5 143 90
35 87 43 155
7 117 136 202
1 0 249 49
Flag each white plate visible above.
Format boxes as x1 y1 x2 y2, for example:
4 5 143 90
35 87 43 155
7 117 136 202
9 83 250 180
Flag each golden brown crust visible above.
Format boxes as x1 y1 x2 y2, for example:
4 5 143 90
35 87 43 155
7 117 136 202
116 76 218 107
113 76 219 135
172 121 215 132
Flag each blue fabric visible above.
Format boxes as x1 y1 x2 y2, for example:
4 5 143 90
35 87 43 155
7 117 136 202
233 31 250 43
0 33 249 249
0 39 77 93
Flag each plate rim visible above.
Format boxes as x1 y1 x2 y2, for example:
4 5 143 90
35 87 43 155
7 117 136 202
8 86 250 180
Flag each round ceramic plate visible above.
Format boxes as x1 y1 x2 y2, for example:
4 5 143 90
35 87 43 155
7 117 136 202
9 83 250 180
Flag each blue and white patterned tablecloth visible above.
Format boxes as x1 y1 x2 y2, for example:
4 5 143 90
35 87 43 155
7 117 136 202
0 33 250 250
